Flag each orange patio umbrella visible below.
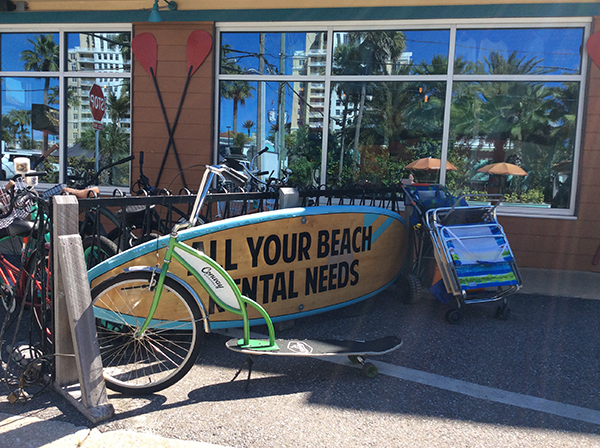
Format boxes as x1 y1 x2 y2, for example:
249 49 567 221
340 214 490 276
477 162 527 176
405 157 457 171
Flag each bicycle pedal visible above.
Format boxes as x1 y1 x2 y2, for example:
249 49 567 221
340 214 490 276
7 392 18 404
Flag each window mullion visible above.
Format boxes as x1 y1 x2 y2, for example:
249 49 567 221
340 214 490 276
320 26 334 186
440 25 458 185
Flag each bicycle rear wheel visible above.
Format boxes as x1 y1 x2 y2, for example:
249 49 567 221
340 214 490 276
82 235 118 269
91 271 204 395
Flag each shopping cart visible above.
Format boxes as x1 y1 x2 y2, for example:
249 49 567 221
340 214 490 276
403 183 522 323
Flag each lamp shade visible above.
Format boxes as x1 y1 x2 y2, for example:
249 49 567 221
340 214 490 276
148 0 163 22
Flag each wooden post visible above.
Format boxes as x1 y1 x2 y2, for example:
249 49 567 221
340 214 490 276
52 195 114 424
279 187 299 209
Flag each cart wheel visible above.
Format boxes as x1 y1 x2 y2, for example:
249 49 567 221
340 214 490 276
495 305 511 320
397 274 423 304
445 309 464 325
362 362 378 378
348 355 360 364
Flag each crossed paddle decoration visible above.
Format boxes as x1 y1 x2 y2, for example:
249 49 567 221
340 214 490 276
131 30 213 190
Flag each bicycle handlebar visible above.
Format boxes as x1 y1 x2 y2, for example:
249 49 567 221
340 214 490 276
220 166 248 188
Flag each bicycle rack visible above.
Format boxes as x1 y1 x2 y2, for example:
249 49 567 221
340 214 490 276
52 195 114 424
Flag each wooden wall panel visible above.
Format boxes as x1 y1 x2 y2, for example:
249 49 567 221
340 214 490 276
132 22 215 193
497 16 600 273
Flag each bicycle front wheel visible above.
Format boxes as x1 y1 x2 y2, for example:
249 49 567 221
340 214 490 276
91 271 204 395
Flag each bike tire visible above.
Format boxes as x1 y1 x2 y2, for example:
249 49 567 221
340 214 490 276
21 248 52 347
91 271 204 395
82 235 118 269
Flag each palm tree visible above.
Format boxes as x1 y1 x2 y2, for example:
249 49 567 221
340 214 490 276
79 124 128 162
8 109 31 149
20 34 59 153
107 91 130 127
1 114 17 146
346 31 407 173
333 43 365 182
221 80 255 133
474 52 553 163
110 33 131 65
242 120 255 136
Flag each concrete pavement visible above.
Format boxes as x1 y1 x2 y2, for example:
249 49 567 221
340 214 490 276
519 268 600 300
0 267 598 447
0 412 228 447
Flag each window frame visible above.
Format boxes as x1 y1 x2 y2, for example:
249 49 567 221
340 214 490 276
216 18 592 217
0 23 132 190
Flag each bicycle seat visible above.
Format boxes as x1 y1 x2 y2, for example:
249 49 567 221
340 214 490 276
116 204 156 227
0 218 35 239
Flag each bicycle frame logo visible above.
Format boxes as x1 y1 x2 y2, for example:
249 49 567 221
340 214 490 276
172 244 241 312
200 266 225 289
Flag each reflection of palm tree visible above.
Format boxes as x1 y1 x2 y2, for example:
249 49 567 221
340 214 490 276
107 92 130 127
20 34 59 152
449 51 570 199
242 120 255 136
1 114 15 145
8 109 31 149
333 43 364 181
78 124 129 183
347 31 406 172
476 52 553 163
111 33 131 64
221 80 255 133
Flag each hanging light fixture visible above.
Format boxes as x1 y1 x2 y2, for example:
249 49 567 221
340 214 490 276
148 0 162 22
148 0 177 22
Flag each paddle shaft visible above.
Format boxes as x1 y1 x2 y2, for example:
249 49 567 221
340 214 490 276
155 64 194 188
149 66 188 189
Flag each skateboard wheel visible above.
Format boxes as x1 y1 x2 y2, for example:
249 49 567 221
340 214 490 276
348 355 360 364
362 362 378 378
445 309 464 325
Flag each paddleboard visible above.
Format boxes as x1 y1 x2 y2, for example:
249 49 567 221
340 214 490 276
88 206 408 329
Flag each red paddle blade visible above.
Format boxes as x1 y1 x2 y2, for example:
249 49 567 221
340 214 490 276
132 33 158 77
187 30 213 76
587 31 600 69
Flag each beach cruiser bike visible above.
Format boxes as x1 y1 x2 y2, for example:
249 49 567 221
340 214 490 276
90 164 402 395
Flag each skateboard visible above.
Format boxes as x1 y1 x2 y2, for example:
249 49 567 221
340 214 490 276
226 335 402 378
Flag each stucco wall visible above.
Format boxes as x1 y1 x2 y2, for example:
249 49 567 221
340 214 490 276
131 22 214 193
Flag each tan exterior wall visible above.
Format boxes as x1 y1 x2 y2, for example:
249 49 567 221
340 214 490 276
500 16 600 273
23 0 596 12
131 22 214 193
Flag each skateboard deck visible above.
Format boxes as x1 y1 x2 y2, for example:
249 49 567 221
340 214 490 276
225 335 402 357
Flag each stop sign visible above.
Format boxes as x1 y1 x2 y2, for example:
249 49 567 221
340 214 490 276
89 84 106 122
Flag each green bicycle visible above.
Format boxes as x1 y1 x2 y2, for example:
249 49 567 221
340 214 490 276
90 164 402 395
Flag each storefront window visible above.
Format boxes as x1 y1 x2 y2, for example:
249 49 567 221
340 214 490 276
220 32 327 76
219 79 324 187
328 81 446 186
0 28 131 187
65 78 130 187
454 28 584 75
332 30 450 76
448 81 578 209
67 32 131 73
217 23 587 214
